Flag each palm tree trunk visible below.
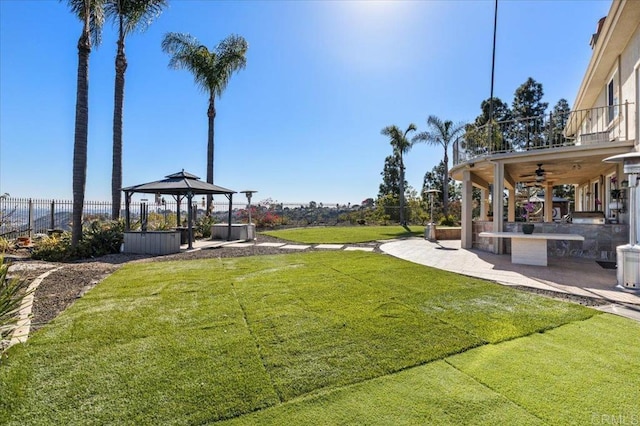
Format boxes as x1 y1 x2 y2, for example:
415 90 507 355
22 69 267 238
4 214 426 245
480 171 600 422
442 151 449 217
399 154 405 226
111 28 127 220
71 18 92 247
206 94 216 214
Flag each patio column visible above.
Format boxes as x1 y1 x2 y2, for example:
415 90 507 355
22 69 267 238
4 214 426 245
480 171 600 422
227 193 233 241
124 192 132 231
186 192 194 250
461 169 473 249
480 188 489 220
175 195 182 227
544 182 554 222
492 162 504 254
507 189 516 222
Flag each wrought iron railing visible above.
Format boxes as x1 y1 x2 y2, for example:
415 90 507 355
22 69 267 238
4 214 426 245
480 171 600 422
0 197 358 239
453 102 634 165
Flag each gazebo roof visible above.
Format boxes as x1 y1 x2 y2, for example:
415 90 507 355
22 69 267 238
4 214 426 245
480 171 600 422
122 170 235 195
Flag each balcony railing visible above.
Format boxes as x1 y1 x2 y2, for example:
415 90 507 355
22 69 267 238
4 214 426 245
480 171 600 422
453 102 634 165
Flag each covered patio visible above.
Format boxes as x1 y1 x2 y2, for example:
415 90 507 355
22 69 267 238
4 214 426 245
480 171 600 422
121 170 236 253
451 141 633 259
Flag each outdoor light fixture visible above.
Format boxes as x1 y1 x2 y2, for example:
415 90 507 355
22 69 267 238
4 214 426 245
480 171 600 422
424 189 441 242
240 190 258 240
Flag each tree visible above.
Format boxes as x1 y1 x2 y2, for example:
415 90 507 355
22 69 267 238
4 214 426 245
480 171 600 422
466 97 512 154
421 160 459 221
105 0 167 220
162 33 248 213
422 161 456 200
511 77 548 150
550 98 571 146
413 116 465 217
380 124 417 226
378 155 405 199
474 96 511 127
66 0 105 247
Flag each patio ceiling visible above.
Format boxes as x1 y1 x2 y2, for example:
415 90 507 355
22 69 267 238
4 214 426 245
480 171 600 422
451 141 634 189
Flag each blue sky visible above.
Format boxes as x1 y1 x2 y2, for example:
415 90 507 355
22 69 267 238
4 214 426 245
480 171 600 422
0 0 611 205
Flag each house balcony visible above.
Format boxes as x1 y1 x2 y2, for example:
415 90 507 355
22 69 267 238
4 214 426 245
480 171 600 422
453 102 636 166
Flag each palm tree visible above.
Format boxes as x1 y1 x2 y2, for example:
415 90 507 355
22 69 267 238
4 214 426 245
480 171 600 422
381 123 417 226
413 116 465 217
161 33 248 213
105 0 167 220
67 0 105 247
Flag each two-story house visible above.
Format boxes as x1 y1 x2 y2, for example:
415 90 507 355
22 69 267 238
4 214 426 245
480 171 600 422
450 0 639 262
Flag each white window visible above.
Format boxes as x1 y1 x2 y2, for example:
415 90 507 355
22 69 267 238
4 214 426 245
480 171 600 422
607 71 619 123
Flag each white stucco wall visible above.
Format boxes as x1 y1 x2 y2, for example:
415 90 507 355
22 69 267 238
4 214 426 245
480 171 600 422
577 19 639 144
620 22 640 143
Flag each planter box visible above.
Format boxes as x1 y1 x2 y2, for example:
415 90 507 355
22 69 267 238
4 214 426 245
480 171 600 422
123 231 180 255
211 224 255 241
436 227 461 240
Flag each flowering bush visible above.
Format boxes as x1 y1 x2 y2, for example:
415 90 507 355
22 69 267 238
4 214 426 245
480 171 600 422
522 202 536 221
611 176 621 199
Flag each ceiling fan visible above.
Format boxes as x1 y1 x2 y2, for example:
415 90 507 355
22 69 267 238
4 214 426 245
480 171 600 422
519 164 549 183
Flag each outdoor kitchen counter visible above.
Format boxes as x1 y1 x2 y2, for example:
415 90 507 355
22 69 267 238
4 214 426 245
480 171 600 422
479 232 585 266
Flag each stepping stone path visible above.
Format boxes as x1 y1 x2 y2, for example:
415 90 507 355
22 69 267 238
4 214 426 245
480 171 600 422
204 241 378 253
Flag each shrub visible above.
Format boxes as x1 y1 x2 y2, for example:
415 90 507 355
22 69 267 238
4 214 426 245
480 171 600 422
194 215 216 239
31 233 73 262
79 220 124 257
0 238 10 253
439 215 458 226
0 256 32 348
32 220 124 262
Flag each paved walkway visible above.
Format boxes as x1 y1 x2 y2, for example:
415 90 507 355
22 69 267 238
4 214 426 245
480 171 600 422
185 240 377 252
380 238 640 321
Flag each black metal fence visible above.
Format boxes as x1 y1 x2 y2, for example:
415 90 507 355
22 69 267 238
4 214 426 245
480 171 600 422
0 197 358 239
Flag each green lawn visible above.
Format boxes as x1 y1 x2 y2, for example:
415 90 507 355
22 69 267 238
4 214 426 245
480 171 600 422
1 251 638 425
260 225 424 243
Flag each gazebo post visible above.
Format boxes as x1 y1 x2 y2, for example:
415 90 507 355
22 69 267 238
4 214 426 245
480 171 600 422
186 191 194 250
124 192 132 231
175 195 182 227
227 193 233 241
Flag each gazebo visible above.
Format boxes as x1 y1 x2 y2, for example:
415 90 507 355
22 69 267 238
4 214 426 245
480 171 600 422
121 170 236 250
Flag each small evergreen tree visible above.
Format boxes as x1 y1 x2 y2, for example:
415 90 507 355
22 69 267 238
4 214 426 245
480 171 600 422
550 98 571 146
378 155 405 199
511 77 548 150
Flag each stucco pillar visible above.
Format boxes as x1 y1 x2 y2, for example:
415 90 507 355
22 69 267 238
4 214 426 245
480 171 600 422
544 182 553 222
481 188 489 220
507 188 516 222
492 162 504 254
461 169 473 249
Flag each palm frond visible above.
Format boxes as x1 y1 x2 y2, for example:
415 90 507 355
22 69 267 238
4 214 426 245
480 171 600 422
65 0 105 46
104 0 167 35
414 115 466 149
162 32 248 97
211 35 248 97
381 124 416 156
